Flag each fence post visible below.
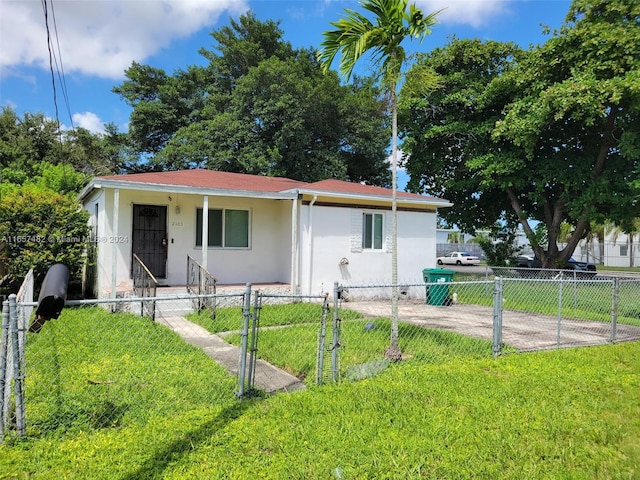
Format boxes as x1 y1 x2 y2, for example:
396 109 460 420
557 275 564 347
331 282 341 382
492 277 503 358
247 291 261 391
0 299 9 441
316 295 329 386
9 295 25 437
236 283 252 399
610 277 620 343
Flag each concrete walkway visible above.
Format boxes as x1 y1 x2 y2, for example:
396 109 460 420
156 314 305 394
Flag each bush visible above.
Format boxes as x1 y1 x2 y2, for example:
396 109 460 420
477 226 522 267
0 184 89 293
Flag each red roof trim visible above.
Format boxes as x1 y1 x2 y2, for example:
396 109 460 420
94 169 446 202
304 179 441 201
97 169 306 193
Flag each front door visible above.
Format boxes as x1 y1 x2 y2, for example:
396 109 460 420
132 205 167 278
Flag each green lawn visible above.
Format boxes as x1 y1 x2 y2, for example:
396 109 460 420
1 306 639 478
220 317 493 383
189 304 494 383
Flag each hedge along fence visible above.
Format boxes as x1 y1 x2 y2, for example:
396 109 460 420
2 274 640 441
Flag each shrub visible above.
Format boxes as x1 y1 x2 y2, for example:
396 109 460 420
477 226 522 266
0 184 89 293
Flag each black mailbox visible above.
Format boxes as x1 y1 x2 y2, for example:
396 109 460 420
30 263 69 333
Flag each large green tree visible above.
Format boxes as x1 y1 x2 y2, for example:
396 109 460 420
0 107 129 178
113 12 391 184
318 0 440 360
0 108 61 183
401 38 522 231
402 0 640 268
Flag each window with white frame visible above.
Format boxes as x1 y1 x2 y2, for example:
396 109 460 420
620 245 628 256
362 212 384 250
195 208 249 248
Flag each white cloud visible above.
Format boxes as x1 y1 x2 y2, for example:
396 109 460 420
387 149 410 191
417 0 512 28
0 0 249 79
72 111 104 133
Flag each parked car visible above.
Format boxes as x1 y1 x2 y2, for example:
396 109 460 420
515 254 535 268
515 254 596 275
436 252 480 266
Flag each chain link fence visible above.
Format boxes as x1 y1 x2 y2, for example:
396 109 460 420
2 270 640 441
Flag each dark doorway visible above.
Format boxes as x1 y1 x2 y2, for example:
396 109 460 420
132 205 167 278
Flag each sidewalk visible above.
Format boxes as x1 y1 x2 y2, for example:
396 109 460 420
157 315 306 394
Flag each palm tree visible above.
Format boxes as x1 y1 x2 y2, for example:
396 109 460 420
318 0 441 360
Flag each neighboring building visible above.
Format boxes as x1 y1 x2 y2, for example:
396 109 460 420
573 234 640 268
78 169 452 297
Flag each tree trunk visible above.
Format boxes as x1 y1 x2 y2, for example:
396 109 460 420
385 85 402 362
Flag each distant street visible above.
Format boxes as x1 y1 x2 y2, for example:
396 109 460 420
436 264 490 275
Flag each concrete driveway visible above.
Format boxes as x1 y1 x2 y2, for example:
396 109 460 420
344 300 640 352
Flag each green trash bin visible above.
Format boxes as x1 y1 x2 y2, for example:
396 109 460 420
423 268 455 306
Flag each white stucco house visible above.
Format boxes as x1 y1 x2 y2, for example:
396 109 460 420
78 169 452 297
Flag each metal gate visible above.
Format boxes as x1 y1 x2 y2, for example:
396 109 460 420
236 288 339 398
132 204 167 278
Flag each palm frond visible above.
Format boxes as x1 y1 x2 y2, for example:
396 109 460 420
318 0 442 82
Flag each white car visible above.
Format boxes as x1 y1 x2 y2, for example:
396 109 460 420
436 251 480 266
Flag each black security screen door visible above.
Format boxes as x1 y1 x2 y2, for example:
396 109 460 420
132 205 167 278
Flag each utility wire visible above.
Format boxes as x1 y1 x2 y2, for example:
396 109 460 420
49 0 75 130
41 0 73 181
41 0 62 135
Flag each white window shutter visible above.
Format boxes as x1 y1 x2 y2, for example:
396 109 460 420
350 209 363 253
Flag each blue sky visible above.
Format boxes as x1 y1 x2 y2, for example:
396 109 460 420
1 0 571 135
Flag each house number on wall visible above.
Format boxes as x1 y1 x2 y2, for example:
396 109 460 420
171 221 184 227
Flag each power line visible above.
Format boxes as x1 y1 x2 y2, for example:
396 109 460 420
41 0 73 181
49 0 75 130
41 0 63 133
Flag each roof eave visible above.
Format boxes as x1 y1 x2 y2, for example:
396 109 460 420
78 179 300 201
292 187 453 208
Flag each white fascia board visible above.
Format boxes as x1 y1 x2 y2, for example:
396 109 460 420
290 187 453 208
78 179 299 202
77 181 100 202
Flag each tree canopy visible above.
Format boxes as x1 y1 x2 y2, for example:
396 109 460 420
0 107 118 294
401 0 640 267
0 107 130 178
113 12 392 185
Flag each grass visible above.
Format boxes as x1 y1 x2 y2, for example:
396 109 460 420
19 308 237 436
1 306 639 478
599 265 640 273
220 317 493 382
186 302 361 333
189 304 493 382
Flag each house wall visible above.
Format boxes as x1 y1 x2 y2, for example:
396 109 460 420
88 188 293 296
82 188 107 296
298 204 437 295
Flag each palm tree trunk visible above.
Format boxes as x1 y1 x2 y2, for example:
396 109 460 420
385 85 401 361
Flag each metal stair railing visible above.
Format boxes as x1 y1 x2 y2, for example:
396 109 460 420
186 255 217 318
132 254 158 321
